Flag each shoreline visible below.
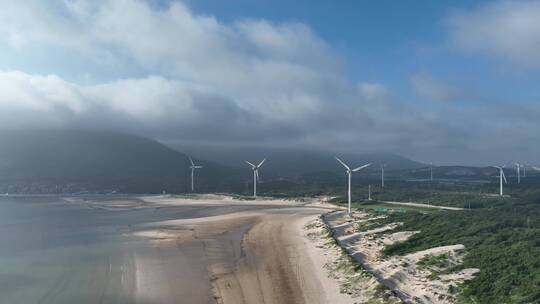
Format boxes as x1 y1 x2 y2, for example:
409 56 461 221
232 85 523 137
6 193 470 303
127 195 357 304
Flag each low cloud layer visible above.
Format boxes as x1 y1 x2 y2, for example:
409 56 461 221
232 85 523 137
0 1 402 147
0 0 539 164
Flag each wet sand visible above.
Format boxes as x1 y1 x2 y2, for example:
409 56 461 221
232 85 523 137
71 195 346 304
132 205 329 304
2 196 347 304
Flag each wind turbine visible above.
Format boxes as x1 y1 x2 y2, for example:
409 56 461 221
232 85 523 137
381 164 386 188
430 162 433 181
516 163 521 184
491 166 507 196
335 157 371 216
189 157 203 192
245 158 266 198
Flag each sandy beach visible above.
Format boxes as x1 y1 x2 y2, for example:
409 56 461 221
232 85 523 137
6 195 438 304
84 195 361 304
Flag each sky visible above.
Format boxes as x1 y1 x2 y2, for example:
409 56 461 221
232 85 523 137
0 0 539 165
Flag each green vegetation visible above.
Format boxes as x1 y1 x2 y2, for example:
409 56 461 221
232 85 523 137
377 202 540 304
417 253 452 280
231 168 540 303
417 253 450 269
353 217 386 232
272 175 540 304
348 200 438 213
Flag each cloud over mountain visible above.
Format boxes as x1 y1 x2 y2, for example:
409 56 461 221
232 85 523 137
0 0 539 164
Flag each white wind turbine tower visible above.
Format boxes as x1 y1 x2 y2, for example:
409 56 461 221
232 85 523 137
189 157 203 192
381 164 386 188
516 163 521 184
430 162 433 181
335 157 371 216
245 158 266 198
491 165 507 196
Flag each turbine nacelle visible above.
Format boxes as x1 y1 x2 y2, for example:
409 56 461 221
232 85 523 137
490 165 507 184
335 157 371 216
245 158 266 182
490 165 507 196
245 158 266 170
245 158 266 198
188 157 203 192
335 157 371 174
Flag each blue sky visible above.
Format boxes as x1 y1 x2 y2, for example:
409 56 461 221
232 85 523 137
0 0 539 164
186 0 539 100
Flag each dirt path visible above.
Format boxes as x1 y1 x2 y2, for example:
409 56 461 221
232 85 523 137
379 200 464 210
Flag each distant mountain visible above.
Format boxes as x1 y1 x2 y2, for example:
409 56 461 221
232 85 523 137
412 165 519 179
0 130 240 194
165 143 425 181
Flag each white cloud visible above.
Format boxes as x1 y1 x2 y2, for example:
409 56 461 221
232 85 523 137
448 0 540 68
0 0 381 141
0 71 84 113
410 74 458 102
0 0 538 163
0 70 270 140
0 0 354 123
358 82 390 100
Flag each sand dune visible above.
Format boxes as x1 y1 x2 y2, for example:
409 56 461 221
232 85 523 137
324 211 479 304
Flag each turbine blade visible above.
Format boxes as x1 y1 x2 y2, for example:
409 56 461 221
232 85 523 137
533 166 540 172
502 170 508 184
195 166 203 169
189 157 194 166
335 157 350 170
255 170 260 182
257 158 266 168
245 161 256 168
352 163 372 172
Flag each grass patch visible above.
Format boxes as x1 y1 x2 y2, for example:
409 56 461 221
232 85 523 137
418 253 450 269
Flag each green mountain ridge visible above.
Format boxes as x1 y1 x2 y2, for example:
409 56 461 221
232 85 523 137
0 129 239 193
166 143 426 180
